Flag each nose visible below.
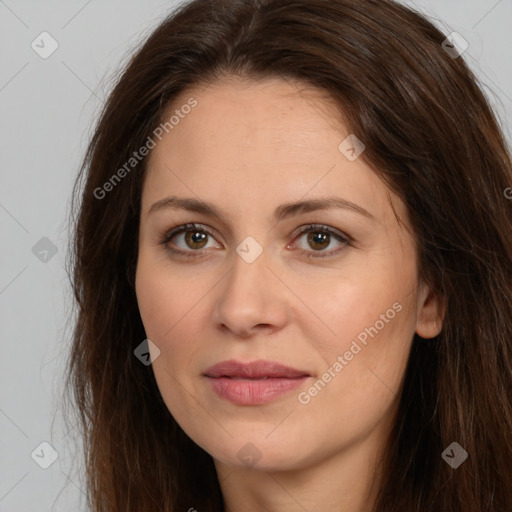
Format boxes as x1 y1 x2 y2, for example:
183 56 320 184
213 246 289 338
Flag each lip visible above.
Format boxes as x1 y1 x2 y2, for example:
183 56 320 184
204 359 310 379
203 359 311 405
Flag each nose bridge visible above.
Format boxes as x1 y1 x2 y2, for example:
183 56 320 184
214 238 287 335
224 239 269 309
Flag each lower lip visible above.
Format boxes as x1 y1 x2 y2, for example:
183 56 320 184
205 376 309 405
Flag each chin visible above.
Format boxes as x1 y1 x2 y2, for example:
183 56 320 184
202 434 313 472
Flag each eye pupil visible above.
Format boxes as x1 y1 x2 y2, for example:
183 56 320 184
307 231 329 251
185 230 208 249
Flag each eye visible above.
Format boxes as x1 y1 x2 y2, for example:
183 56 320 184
290 224 351 259
160 223 219 257
160 223 352 259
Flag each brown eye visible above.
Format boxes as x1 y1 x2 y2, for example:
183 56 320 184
306 231 331 251
183 230 209 250
162 223 219 257
292 224 351 259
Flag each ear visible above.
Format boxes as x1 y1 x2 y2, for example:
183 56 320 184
415 281 445 339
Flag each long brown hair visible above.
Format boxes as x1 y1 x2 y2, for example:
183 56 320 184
66 0 512 510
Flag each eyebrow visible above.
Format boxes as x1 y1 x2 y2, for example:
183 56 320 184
147 195 375 223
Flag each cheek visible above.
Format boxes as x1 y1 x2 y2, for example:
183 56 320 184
136 276 172 341
135 255 206 386
136 280 198 372
294 259 417 419
297 259 415 356
293 312 415 457
135 251 197 342
135 263 197 419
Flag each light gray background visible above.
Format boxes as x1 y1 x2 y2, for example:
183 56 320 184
1 1 511 510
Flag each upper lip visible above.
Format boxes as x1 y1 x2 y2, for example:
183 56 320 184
204 359 310 379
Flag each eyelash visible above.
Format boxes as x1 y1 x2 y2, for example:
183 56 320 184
159 223 352 260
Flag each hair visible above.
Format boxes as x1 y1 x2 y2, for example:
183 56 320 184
66 0 512 510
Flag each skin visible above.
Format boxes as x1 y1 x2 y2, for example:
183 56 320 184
135 76 444 512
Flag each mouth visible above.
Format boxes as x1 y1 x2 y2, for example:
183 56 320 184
203 359 311 405
203 359 310 379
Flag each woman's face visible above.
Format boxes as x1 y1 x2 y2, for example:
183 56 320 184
135 77 442 473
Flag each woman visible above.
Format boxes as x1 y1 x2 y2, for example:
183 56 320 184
66 0 512 510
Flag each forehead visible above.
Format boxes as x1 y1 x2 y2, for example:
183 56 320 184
141 77 403 225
